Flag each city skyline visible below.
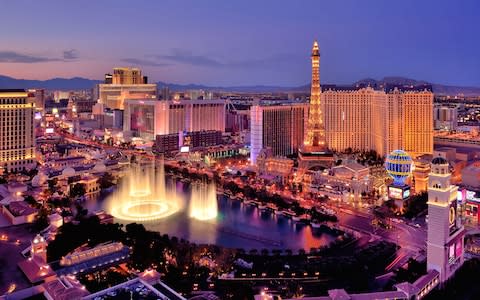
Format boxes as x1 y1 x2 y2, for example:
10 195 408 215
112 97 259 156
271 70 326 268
0 0 479 87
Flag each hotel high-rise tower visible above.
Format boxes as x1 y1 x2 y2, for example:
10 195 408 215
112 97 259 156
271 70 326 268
0 89 36 173
299 41 334 167
427 156 464 283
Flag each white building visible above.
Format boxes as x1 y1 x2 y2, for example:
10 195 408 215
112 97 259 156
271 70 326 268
0 89 36 173
427 156 465 283
94 67 157 110
250 102 308 164
434 105 458 131
123 99 225 140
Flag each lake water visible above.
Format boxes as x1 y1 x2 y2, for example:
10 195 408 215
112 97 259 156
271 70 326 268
84 180 337 251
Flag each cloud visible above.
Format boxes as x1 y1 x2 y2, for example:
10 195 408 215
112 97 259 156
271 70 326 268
156 49 224 67
121 58 170 67
0 50 82 63
154 49 295 69
63 49 79 60
0 51 60 63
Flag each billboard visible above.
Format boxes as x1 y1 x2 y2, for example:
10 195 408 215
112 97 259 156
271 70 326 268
466 190 480 202
448 239 463 265
180 146 190 153
388 187 403 200
388 186 410 200
130 104 154 134
449 200 457 234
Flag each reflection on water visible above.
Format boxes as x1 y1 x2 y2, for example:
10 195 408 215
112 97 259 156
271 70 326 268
86 178 336 250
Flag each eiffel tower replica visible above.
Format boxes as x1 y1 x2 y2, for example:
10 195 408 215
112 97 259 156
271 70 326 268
298 41 334 170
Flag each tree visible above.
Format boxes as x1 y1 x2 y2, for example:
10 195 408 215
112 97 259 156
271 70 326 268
34 207 50 230
70 183 86 198
404 192 428 219
48 178 58 191
24 195 40 208
98 173 115 189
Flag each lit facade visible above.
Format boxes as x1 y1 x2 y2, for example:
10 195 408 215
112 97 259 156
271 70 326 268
323 86 433 157
434 105 458 131
427 156 465 283
250 102 308 164
112 67 145 84
303 41 327 151
0 89 36 173
124 99 225 140
94 67 156 110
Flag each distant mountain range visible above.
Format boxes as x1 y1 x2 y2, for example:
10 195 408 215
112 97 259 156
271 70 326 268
0 74 479 96
0 75 102 90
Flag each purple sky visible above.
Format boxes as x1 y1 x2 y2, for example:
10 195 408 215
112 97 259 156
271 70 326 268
0 0 479 86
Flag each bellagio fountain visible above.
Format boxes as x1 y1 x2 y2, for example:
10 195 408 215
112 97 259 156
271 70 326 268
107 159 218 222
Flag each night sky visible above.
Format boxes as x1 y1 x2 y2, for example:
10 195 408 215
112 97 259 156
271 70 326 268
1 0 479 86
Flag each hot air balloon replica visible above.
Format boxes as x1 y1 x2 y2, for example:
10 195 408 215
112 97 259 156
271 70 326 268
385 150 413 211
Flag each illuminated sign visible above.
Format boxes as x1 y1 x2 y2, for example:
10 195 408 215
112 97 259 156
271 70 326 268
389 187 403 200
457 191 464 202
45 128 54 134
449 200 457 234
449 244 455 264
448 240 463 265
456 240 463 258
388 186 410 200
180 146 190 153
466 190 480 202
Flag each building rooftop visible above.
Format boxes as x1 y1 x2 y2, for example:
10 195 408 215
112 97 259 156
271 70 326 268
0 89 26 93
83 277 186 300
5 201 37 217
52 243 130 276
18 256 56 284
43 275 89 300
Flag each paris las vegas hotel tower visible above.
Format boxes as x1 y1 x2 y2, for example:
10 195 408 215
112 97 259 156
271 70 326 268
301 41 433 159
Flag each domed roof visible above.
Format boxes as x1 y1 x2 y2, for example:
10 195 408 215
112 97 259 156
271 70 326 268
432 156 448 165
92 162 106 173
62 167 75 177
32 172 48 187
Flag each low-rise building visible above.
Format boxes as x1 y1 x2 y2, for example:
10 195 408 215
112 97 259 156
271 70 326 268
1 200 38 225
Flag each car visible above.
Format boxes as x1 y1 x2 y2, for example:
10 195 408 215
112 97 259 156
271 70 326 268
415 223 421 228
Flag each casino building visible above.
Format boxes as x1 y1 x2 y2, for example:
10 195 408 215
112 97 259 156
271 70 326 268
0 89 36 173
427 156 465 283
123 99 225 141
299 41 434 159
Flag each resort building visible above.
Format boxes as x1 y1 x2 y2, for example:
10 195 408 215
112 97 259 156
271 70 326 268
94 67 157 110
323 85 434 157
427 156 465 282
434 104 458 131
295 41 434 160
123 99 225 141
0 89 36 173
250 101 308 164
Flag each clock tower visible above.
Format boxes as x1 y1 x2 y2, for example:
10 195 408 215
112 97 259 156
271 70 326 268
427 156 465 283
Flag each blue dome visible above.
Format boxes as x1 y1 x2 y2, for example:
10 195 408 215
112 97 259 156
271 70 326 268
385 150 412 186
